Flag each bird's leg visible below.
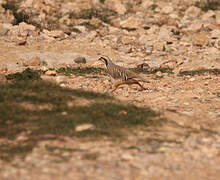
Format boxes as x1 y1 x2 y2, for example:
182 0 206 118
134 81 147 91
111 82 124 93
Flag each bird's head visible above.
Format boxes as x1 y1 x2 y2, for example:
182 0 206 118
98 55 111 66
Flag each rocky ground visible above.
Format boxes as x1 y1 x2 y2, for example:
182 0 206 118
0 0 220 179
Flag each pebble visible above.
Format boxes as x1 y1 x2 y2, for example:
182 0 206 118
74 56 86 64
75 124 95 132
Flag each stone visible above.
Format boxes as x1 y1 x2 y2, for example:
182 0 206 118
74 56 86 64
42 30 65 38
29 56 41 66
184 6 201 18
201 10 216 20
216 11 220 25
8 22 36 37
211 29 220 39
158 26 172 40
120 16 143 29
192 30 209 46
118 36 134 45
0 24 10 36
45 70 56 76
162 5 174 14
55 75 68 84
156 71 163 77
141 0 154 9
139 34 150 44
75 124 95 132
187 20 204 32
105 0 126 15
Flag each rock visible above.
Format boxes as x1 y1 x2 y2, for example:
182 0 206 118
105 0 126 15
55 75 68 84
216 11 220 25
75 124 95 132
74 56 86 64
211 29 220 39
28 56 41 66
120 16 143 29
42 29 65 38
156 71 163 77
141 0 154 9
18 22 36 36
201 10 216 21
74 26 86 33
158 25 172 40
45 70 56 76
0 24 10 36
118 36 134 45
121 153 134 160
0 6 15 24
192 30 209 46
184 6 201 18
139 34 150 45
118 45 132 53
162 5 174 14
9 22 36 37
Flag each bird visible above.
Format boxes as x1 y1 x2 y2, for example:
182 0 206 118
98 55 147 92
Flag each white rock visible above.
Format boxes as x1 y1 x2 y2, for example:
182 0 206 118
162 5 174 14
121 153 134 160
75 124 95 132
141 0 154 9
158 25 172 39
45 70 56 76
216 11 220 25
120 16 143 29
202 10 216 20
184 6 201 18
211 29 220 39
105 0 126 15
42 30 65 38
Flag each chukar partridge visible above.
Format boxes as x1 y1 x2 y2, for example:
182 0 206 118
98 55 147 92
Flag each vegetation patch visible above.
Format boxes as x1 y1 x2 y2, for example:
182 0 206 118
5 68 42 81
0 69 162 161
56 67 104 76
178 69 220 76
131 67 173 74
69 8 117 24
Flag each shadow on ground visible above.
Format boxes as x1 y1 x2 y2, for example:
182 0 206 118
0 69 164 161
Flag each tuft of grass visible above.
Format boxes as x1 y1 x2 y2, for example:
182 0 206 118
0 69 162 161
5 68 42 81
178 69 220 76
82 152 99 160
131 67 173 74
195 0 220 11
69 8 117 24
56 67 104 76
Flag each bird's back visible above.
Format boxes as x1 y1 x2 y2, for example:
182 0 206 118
107 63 140 82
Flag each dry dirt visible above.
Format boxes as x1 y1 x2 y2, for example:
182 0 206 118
0 36 220 180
